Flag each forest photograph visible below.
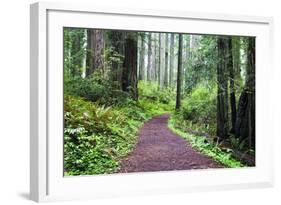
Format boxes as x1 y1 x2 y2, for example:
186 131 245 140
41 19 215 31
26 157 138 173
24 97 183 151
63 27 255 176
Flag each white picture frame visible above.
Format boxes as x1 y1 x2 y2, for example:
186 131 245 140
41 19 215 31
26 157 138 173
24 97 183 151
30 1 274 202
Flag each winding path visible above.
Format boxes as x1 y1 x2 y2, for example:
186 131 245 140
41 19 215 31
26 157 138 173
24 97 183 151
119 114 223 173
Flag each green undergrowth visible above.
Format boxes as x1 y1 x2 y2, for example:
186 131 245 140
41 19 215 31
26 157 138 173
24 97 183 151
64 81 174 176
168 114 243 168
181 85 217 135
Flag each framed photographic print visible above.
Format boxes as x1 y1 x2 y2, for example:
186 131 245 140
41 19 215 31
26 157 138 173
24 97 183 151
30 1 274 202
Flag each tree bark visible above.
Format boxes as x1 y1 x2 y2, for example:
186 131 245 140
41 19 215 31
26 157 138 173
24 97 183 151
159 33 165 89
227 37 237 133
169 33 174 86
86 29 94 76
164 33 169 87
122 33 138 101
235 37 255 150
151 33 156 81
154 33 159 82
182 35 190 91
176 34 183 110
139 33 145 80
232 37 241 81
93 30 104 72
86 29 104 76
107 31 125 86
147 33 152 81
217 37 229 139
72 32 83 77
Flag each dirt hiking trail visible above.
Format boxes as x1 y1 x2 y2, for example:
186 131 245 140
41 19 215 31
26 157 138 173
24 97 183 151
119 114 223 173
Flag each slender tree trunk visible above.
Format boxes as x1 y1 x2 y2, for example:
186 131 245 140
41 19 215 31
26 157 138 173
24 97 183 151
151 33 156 81
86 29 94 76
159 33 165 89
93 30 104 72
189 35 193 60
71 31 83 77
235 38 255 150
107 31 125 86
232 37 241 82
169 33 174 86
217 37 229 139
182 35 189 91
155 34 159 82
227 37 237 133
86 29 104 76
122 33 138 100
154 33 159 82
176 34 183 110
139 34 145 80
147 33 152 81
164 33 169 87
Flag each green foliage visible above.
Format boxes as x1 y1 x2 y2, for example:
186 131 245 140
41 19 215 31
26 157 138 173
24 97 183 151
184 36 217 92
64 81 174 176
168 116 243 168
137 81 175 117
62 27 253 175
64 95 143 175
64 74 130 106
228 134 254 154
138 81 175 108
64 28 86 77
180 85 217 135
104 47 124 67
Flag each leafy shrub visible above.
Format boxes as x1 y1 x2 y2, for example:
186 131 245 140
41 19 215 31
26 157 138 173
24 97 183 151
138 81 175 114
64 78 177 176
64 74 130 106
64 95 142 175
180 85 216 134
138 81 175 105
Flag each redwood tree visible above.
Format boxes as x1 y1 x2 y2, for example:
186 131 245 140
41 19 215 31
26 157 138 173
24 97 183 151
86 29 104 76
235 37 255 150
169 33 175 86
217 37 229 139
147 33 152 81
164 33 169 87
227 37 237 133
122 33 138 100
176 34 183 110
138 33 145 80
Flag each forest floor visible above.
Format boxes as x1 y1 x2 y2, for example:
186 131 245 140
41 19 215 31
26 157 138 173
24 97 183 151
119 114 223 173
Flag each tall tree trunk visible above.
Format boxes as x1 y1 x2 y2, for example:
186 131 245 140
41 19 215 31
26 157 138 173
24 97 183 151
176 34 183 110
189 35 193 60
107 31 125 86
122 33 138 100
227 37 237 133
159 33 165 89
155 33 159 82
217 37 229 139
71 31 83 77
169 33 174 86
232 37 241 82
139 33 145 80
93 30 104 72
151 33 156 81
185 35 189 62
147 33 152 81
182 35 189 91
235 38 255 150
86 29 94 76
86 29 104 76
164 33 169 87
